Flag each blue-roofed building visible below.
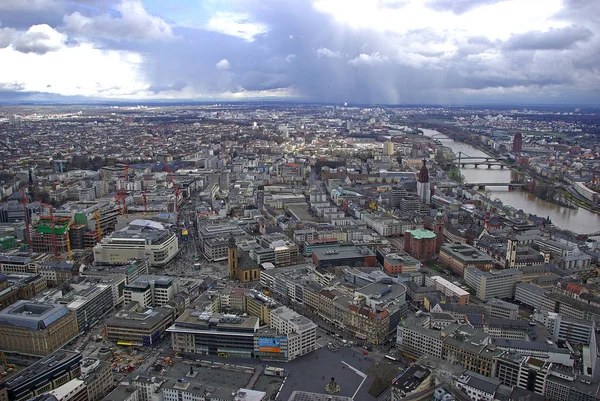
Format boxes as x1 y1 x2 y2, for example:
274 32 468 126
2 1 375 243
0 301 79 356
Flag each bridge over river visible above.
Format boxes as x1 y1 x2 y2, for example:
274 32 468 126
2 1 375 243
451 152 507 168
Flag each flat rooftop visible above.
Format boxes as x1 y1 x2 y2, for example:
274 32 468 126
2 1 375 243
430 276 469 297
287 392 353 401
392 364 431 394
138 359 255 399
5 350 81 389
485 298 519 311
172 309 259 332
106 305 173 329
441 244 494 263
313 246 374 261
356 281 407 302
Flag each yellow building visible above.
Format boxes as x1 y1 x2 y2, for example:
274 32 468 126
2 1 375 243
228 237 261 282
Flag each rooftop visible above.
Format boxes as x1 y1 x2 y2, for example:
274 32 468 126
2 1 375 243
441 244 494 263
405 228 437 240
458 370 500 395
392 363 431 394
0 301 70 330
4 350 81 389
312 246 374 260
106 303 174 329
485 298 519 311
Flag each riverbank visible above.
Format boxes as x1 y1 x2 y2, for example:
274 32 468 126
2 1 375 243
421 127 600 233
423 123 596 212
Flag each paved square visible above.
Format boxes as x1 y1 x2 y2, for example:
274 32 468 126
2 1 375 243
271 345 377 401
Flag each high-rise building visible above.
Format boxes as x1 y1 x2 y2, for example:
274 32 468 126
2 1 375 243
384 141 395 156
416 160 431 205
512 132 523 153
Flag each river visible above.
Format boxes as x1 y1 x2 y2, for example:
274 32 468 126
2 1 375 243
422 128 600 233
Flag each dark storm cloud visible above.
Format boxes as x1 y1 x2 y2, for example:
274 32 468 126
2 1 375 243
130 0 599 104
0 0 599 104
503 26 593 51
426 0 507 15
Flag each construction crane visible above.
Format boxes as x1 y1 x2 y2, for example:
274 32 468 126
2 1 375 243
94 209 102 242
65 220 73 260
164 162 181 227
117 164 129 215
37 202 58 255
100 170 107 197
142 192 148 213
20 188 31 250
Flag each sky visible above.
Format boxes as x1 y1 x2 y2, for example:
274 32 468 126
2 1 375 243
0 0 598 104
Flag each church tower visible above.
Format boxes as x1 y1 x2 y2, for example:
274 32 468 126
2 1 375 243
434 212 445 254
228 235 238 279
417 159 431 205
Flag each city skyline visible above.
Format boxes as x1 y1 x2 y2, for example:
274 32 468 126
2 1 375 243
0 0 599 104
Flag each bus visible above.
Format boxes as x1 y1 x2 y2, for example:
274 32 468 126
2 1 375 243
385 355 398 362
264 366 289 377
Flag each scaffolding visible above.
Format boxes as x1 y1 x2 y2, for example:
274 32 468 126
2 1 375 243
32 216 71 255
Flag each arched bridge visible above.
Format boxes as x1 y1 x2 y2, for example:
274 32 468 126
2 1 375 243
451 152 507 168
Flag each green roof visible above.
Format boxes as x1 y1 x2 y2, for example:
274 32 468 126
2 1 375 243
406 228 437 240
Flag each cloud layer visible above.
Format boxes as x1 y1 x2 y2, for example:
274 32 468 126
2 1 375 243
0 0 598 103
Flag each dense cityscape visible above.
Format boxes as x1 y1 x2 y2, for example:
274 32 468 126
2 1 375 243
0 103 598 401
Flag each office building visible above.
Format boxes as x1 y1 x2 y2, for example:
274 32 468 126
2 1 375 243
514 282 546 310
390 364 432 400
0 253 46 275
245 290 277 325
93 220 178 267
108 362 266 401
168 310 260 359
80 358 113 401
397 321 444 359
105 302 175 346
484 299 518 320
81 258 149 285
381 253 421 275
534 311 593 345
464 268 522 301
456 370 500 401
311 246 376 268
442 325 504 377
38 262 77 287
355 280 408 338
123 275 178 308
268 306 317 360
440 244 495 276
0 301 78 356
48 379 87 401
60 282 114 332
425 276 470 305
2 350 82 401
